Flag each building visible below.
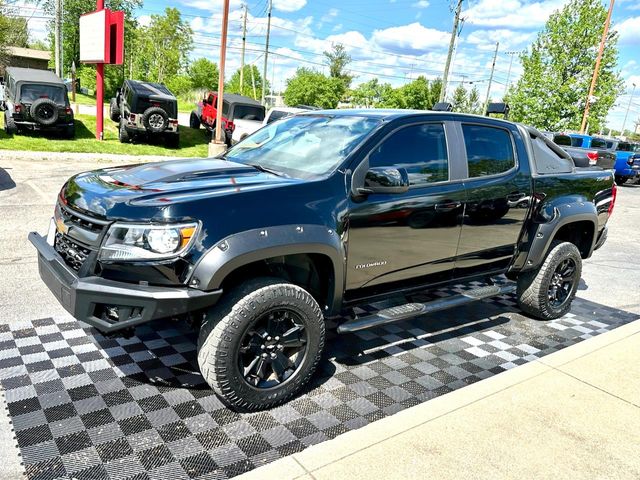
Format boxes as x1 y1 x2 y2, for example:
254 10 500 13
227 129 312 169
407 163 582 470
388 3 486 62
0 47 51 76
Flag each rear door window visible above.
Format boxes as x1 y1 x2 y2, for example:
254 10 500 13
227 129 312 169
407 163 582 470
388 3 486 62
462 124 516 177
590 138 607 149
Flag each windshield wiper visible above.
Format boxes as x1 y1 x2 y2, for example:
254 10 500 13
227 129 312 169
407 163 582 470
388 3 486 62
247 163 288 178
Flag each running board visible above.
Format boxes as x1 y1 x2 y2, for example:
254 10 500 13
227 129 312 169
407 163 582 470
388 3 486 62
337 283 517 334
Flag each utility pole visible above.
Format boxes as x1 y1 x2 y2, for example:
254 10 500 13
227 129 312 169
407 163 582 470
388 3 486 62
212 0 230 153
439 0 463 103
580 0 615 134
261 0 273 105
54 0 61 77
504 51 519 91
483 42 499 114
621 83 636 137
239 3 247 95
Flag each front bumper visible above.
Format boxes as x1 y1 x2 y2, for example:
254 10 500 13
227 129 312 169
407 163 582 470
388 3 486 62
29 232 222 333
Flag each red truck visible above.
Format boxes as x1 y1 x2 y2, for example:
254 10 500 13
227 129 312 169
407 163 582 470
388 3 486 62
189 92 235 145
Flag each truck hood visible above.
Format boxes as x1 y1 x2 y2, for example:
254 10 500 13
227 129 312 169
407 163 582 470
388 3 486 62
61 158 298 219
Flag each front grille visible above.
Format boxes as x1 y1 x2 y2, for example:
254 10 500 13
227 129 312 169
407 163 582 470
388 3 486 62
54 232 91 271
58 203 107 234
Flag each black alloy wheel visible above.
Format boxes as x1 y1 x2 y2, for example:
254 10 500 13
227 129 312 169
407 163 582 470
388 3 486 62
238 308 308 389
547 258 577 308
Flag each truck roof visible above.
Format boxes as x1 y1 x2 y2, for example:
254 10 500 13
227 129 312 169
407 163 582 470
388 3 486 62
125 80 176 100
5 67 64 85
298 108 515 125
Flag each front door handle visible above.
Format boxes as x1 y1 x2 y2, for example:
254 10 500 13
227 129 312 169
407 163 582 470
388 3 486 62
434 201 462 212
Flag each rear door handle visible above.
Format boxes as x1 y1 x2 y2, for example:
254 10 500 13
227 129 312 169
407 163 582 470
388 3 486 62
434 202 462 212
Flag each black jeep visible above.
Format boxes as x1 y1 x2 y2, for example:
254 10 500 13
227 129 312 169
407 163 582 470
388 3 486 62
110 79 179 148
1 67 75 138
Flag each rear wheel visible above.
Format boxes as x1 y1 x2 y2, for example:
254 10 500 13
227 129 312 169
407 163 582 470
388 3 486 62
4 112 17 135
517 241 582 320
118 120 131 143
615 175 628 185
109 98 121 122
197 278 325 411
189 111 201 129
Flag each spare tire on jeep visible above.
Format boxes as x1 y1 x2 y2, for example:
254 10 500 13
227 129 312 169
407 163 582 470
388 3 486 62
142 106 168 133
30 98 59 126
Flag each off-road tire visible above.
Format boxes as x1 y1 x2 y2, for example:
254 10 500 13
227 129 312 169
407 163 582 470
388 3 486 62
4 112 17 135
109 98 121 122
189 111 201 129
30 98 59 126
517 240 582 320
118 120 131 143
142 107 168 133
615 175 628 185
197 278 325 411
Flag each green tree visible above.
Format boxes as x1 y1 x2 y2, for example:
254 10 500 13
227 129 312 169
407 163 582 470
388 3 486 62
350 79 394 107
284 68 344 109
166 75 193 96
188 58 218 91
324 43 352 88
451 84 483 114
381 76 442 110
0 3 30 63
508 0 623 132
226 65 268 100
131 8 193 84
36 0 141 78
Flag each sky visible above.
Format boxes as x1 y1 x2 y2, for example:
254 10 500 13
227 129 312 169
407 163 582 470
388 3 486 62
15 0 640 131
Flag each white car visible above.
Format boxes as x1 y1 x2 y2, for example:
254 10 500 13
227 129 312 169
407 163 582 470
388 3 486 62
231 106 308 145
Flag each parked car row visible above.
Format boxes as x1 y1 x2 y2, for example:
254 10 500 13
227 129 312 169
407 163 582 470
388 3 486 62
550 132 639 184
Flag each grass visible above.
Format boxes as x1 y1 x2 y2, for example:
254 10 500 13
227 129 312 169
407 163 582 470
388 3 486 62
178 98 197 114
0 113 209 157
69 92 108 106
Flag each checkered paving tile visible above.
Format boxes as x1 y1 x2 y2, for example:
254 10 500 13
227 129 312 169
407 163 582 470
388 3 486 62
0 282 637 480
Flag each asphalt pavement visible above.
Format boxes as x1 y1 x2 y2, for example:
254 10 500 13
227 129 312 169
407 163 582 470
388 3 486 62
0 153 638 479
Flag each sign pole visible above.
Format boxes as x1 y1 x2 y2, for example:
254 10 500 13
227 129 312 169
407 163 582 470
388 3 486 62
96 0 105 141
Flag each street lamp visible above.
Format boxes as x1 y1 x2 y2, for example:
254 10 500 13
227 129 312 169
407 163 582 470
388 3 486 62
621 82 636 137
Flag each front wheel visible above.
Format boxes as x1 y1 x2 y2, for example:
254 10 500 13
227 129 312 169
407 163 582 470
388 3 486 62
615 175 628 185
4 112 17 135
517 241 582 320
197 278 325 411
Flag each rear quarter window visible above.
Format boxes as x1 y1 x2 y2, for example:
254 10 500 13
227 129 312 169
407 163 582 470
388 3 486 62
462 124 516 177
590 138 607 149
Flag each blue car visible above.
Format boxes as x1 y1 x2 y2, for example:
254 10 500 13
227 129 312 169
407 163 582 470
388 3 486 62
601 139 639 185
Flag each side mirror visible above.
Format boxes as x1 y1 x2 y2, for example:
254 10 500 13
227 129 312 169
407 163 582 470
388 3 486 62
359 167 410 195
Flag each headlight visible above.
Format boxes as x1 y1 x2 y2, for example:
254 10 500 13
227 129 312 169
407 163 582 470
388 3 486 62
99 222 198 261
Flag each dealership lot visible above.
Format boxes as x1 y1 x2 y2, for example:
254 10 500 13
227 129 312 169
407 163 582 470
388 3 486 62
1 154 639 480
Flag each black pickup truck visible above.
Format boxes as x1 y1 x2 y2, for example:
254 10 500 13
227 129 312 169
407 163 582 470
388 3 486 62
30 110 616 411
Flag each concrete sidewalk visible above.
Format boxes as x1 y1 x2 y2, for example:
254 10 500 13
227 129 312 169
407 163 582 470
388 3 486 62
239 319 640 480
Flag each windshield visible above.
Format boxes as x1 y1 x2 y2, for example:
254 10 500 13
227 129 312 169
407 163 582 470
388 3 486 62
224 114 381 179
20 84 66 104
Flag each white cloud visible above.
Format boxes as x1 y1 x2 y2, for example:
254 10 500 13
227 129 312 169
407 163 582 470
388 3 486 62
465 29 535 51
463 0 568 29
273 0 307 13
616 16 640 45
412 0 430 7
372 23 450 55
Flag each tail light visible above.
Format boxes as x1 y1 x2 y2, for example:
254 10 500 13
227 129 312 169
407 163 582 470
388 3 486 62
130 113 136 121
14 104 22 114
169 119 178 126
227 120 235 132
65 107 72 115
608 183 617 216
586 151 598 165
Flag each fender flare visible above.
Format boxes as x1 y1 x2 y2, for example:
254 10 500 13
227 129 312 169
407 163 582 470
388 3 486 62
520 200 598 272
190 224 345 313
